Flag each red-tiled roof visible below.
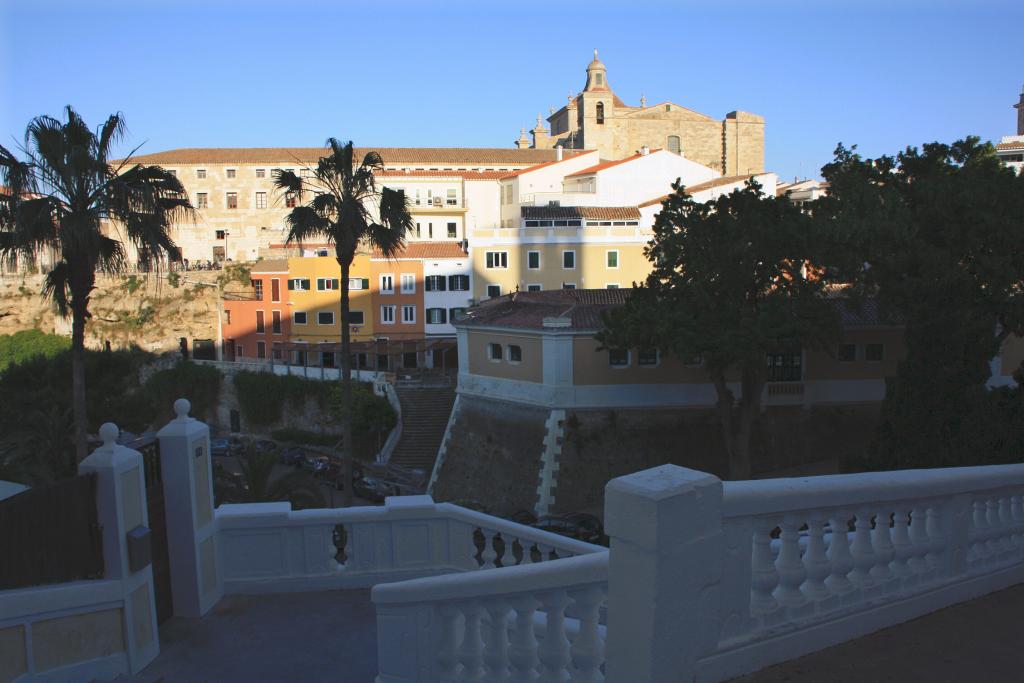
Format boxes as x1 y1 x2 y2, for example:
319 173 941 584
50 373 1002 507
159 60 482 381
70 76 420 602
372 242 467 260
997 141 1024 151
250 259 290 273
521 206 641 220
638 174 756 207
457 288 632 331
125 147 569 166
376 170 508 180
500 150 595 179
564 150 662 178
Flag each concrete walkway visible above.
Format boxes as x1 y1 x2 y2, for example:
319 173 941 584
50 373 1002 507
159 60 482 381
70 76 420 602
130 589 377 683
732 583 1024 683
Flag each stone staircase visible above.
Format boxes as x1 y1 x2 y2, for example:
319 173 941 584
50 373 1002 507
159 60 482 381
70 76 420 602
389 386 456 474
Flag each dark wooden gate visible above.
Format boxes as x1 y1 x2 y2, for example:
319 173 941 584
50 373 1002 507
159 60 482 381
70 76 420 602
137 435 174 624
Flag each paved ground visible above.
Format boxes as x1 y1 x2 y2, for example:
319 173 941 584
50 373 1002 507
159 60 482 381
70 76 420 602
131 590 377 683
732 583 1024 683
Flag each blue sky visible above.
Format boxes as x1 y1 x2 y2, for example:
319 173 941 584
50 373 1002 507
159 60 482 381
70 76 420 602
1 0 1021 180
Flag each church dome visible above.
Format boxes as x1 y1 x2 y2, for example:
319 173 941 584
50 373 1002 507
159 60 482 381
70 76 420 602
587 49 605 71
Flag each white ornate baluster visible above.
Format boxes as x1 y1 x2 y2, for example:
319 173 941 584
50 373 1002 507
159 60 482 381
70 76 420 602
482 530 499 569
998 496 1013 561
970 500 988 566
774 515 807 611
870 509 894 586
750 519 779 616
484 598 512 682
510 537 524 566
925 505 944 574
1011 494 1024 558
508 595 539 682
849 509 876 590
826 511 855 597
537 590 571 683
890 507 913 582
537 544 553 563
568 585 605 683
522 540 537 564
437 604 461 683
458 600 485 682
470 526 483 569
802 513 830 604
908 505 930 576
342 524 353 568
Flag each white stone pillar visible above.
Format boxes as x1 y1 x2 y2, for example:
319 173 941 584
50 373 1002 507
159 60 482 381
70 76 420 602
79 423 160 674
604 464 724 682
157 398 223 617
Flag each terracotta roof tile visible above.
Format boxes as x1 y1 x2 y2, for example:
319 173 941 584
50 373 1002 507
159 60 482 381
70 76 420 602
250 259 290 273
371 241 467 260
638 174 756 207
457 288 632 331
564 150 662 178
997 141 1024 151
521 206 641 220
125 147 571 166
499 151 595 179
376 169 508 180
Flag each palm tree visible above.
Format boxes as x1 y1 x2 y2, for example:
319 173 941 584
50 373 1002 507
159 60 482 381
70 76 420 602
0 106 191 462
215 444 326 509
274 139 412 506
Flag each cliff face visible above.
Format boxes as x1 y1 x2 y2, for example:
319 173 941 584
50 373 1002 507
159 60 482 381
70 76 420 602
0 271 225 353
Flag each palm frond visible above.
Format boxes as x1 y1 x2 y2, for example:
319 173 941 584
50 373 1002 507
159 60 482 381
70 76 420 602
273 169 303 201
284 205 331 247
42 260 72 316
95 113 126 162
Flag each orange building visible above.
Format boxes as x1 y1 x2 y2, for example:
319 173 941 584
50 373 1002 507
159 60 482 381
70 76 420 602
221 259 291 362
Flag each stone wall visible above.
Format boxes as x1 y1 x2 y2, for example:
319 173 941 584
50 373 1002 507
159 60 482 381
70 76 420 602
431 397 548 516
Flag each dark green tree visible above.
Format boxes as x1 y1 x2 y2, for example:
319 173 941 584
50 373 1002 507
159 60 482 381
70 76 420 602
816 138 1024 469
215 443 326 509
0 107 191 462
599 179 840 479
274 140 412 505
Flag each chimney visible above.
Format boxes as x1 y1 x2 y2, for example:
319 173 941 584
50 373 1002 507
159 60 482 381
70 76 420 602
556 146 564 161
640 145 650 156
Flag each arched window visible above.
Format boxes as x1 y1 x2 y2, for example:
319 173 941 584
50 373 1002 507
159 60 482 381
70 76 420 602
668 135 681 154
596 102 605 124
595 73 603 86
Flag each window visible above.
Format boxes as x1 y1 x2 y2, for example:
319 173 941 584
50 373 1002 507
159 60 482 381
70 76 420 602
349 277 370 290
596 102 605 124
562 251 575 269
527 284 542 292
381 304 396 324
288 278 310 291
197 193 208 209
668 135 681 154
401 274 416 294
527 251 540 269
449 307 467 321
402 305 416 323
272 345 282 360
562 282 576 290
318 311 335 325
446 189 458 206
865 343 884 362
508 345 522 363
236 345 243 358
606 283 620 289
256 168 266 178
316 278 339 291
257 341 266 359
271 278 280 302
428 223 434 239
488 343 503 361
448 274 469 291
638 348 659 367
487 284 501 298
377 354 389 370
226 192 238 209
608 349 629 367
252 279 263 300
226 169 236 179
256 310 265 333
196 169 206 179
426 308 447 324
216 230 226 240
346 310 365 326
425 275 447 291
606 250 619 269
766 352 802 382
225 309 232 325
595 73 604 86
838 344 857 362
380 274 394 294
272 311 282 334
285 192 297 208
486 251 508 269
256 192 267 209
293 311 308 325
447 222 457 238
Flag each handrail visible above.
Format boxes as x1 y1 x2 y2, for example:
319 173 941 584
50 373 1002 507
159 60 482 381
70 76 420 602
722 463 1024 518
373 551 607 604
435 502 607 556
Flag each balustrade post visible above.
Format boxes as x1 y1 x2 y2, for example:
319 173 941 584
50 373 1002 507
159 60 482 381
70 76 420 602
890 508 913 585
604 465 723 683
508 595 540 682
945 495 971 577
849 509 877 594
825 511 855 602
802 514 831 606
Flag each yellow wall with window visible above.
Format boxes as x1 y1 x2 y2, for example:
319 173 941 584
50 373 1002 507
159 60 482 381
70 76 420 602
466 330 543 383
286 254 374 343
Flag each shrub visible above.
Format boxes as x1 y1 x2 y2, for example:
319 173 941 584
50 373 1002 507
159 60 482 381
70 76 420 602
0 330 71 372
232 371 333 426
143 361 222 422
270 428 344 447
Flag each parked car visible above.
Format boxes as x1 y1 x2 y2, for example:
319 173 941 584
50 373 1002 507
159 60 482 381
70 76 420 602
353 476 399 503
281 446 306 467
253 439 277 454
302 456 330 475
533 513 606 545
211 436 243 458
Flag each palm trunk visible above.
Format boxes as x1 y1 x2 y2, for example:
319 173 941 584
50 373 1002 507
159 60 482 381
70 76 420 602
339 259 354 507
71 303 88 463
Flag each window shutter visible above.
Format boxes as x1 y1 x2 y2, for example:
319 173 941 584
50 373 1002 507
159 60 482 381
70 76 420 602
362 278 370 290
303 279 310 290
332 279 339 290
287 280 294 291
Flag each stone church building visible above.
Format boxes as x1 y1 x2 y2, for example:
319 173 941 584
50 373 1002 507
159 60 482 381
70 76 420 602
516 51 765 176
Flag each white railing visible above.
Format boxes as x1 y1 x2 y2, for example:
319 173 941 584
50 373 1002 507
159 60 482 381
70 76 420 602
376 382 403 464
216 496 603 595
195 358 385 383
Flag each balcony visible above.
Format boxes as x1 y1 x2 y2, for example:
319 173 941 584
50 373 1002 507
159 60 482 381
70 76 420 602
408 198 467 213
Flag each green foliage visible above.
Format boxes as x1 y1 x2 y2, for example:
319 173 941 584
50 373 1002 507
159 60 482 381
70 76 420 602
214 442 325 510
270 428 344 447
599 179 840 478
0 329 70 372
818 138 1024 470
143 361 222 423
167 271 181 288
120 275 143 295
232 371 334 426
329 382 396 436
